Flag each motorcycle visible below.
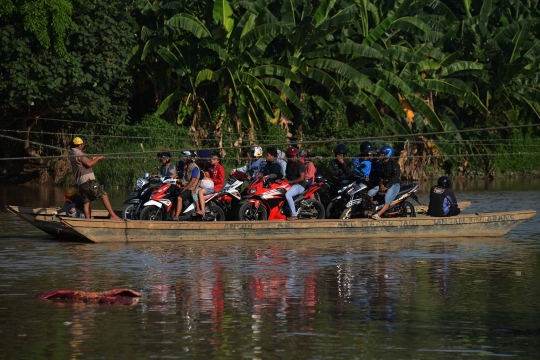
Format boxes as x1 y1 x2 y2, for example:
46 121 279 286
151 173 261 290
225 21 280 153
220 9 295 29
338 183 422 219
122 170 159 220
238 174 326 221
139 177 225 221
323 175 364 219
211 172 248 220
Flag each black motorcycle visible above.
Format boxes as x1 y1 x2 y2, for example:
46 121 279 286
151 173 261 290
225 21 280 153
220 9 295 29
122 170 160 219
338 183 422 219
322 175 364 219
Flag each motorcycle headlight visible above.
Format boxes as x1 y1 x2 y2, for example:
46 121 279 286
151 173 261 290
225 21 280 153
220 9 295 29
136 178 144 189
249 187 258 194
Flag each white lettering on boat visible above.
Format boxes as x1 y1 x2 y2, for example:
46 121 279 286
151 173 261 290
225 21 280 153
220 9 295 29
223 223 253 230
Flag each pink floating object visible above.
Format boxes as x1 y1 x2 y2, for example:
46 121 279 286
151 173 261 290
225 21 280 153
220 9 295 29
36 288 141 305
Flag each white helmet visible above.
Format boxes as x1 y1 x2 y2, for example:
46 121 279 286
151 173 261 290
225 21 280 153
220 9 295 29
246 145 263 157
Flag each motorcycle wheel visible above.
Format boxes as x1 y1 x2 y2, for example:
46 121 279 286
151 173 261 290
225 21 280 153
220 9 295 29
397 201 416 217
326 202 345 219
298 200 325 219
122 203 138 220
238 202 268 221
208 203 226 221
340 207 353 219
139 205 165 221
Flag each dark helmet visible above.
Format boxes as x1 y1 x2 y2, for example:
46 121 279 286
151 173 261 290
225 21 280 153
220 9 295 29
180 150 196 161
367 148 378 157
334 143 348 156
437 176 452 189
360 141 373 155
196 149 212 160
378 145 394 158
285 146 299 158
157 150 172 161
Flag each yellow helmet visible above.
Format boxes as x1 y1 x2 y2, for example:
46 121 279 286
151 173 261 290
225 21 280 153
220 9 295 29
72 137 84 145
63 187 78 199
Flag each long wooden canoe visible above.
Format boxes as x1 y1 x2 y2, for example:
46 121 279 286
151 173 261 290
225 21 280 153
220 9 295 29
5 206 117 242
6 203 472 242
59 210 536 243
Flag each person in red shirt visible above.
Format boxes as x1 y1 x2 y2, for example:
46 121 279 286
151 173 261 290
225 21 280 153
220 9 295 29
209 153 225 192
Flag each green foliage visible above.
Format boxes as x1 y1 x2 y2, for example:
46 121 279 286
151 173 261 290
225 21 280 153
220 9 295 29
0 0 77 57
82 114 194 187
0 0 135 151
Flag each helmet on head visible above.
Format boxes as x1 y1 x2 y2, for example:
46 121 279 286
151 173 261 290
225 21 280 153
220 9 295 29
72 137 84 145
334 144 348 156
360 141 373 155
437 176 452 189
286 146 299 158
299 150 308 159
196 149 212 160
180 150 196 161
157 150 172 161
367 148 378 157
378 146 394 158
245 146 263 157
63 187 78 200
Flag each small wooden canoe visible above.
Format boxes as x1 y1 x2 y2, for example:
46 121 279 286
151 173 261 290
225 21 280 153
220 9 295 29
59 210 536 243
5 206 117 242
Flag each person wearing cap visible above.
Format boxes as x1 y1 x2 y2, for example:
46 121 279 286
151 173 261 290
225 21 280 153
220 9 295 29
69 137 121 220
263 147 284 179
54 188 85 218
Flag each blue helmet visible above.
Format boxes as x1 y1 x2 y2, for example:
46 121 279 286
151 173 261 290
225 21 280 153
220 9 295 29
378 146 394 158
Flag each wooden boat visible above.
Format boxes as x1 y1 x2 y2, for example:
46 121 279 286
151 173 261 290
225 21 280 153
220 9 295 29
5 206 116 242
58 209 536 243
6 201 471 242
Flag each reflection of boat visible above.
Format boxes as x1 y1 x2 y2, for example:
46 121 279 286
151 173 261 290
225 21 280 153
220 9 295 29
7 203 473 242
58 210 536 243
5 206 115 242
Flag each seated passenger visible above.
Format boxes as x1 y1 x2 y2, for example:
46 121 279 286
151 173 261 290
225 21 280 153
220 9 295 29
173 151 200 220
427 176 461 217
56 188 85 218
263 147 284 179
155 150 176 178
328 144 352 181
370 146 401 220
284 147 307 221
299 150 317 186
229 145 266 180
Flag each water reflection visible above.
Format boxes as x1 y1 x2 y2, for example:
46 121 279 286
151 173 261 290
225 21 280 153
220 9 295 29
1 182 540 358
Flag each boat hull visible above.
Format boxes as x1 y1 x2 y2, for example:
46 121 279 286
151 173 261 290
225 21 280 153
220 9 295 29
59 210 536 243
5 206 114 242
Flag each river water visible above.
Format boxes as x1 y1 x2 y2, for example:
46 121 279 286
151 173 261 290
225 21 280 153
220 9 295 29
1 180 539 359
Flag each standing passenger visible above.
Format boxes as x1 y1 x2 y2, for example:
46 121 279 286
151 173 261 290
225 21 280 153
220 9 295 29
68 137 121 220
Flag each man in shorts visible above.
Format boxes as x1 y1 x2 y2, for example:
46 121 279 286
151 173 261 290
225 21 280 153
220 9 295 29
69 137 121 220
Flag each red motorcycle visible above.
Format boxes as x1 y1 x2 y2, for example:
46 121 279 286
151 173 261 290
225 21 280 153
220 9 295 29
139 177 225 221
238 174 326 221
